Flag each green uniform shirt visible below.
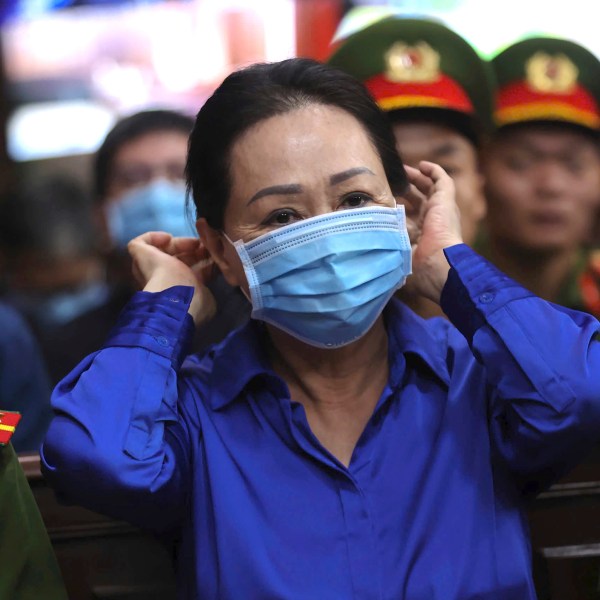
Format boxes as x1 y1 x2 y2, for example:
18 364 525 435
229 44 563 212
557 248 600 318
0 444 67 600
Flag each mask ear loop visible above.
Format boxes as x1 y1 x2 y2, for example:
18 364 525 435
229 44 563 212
220 230 253 304
221 230 236 246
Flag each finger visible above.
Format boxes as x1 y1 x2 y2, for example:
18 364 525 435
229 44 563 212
168 236 202 255
418 161 455 195
404 164 434 198
152 235 202 258
173 237 215 268
129 231 173 249
127 232 175 264
418 160 449 180
175 248 212 269
174 239 212 267
129 232 201 257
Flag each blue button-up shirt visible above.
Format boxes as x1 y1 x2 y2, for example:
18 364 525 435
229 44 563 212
42 245 600 599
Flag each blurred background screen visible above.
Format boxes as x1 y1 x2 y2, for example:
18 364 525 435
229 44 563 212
1 0 297 161
1 0 599 163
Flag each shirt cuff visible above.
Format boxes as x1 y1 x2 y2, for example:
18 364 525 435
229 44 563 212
440 244 535 343
104 285 196 367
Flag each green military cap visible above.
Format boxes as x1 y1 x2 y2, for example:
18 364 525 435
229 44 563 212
491 36 600 131
326 16 496 136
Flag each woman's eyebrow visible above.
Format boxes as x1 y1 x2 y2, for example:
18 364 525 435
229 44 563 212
329 167 375 186
246 167 375 205
247 184 303 205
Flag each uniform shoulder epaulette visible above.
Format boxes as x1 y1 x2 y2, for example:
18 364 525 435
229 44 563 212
0 410 21 446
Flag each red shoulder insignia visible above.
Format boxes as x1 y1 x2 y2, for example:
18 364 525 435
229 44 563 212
0 410 21 446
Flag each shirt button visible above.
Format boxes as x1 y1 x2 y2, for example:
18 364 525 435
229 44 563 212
154 336 169 347
479 292 495 304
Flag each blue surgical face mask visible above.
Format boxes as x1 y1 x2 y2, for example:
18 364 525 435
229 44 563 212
105 179 196 248
226 206 412 349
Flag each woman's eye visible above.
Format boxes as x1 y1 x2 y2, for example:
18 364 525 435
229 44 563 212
342 193 373 208
264 210 298 227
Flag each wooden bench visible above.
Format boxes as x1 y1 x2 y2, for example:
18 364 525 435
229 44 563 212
20 452 177 600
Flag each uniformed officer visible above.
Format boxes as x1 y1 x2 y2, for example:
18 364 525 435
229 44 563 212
0 412 67 600
327 16 495 317
482 36 600 317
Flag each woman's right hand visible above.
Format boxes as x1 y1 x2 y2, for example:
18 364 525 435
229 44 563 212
401 162 463 305
127 231 217 325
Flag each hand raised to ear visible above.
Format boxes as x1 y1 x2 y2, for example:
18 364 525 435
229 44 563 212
128 231 217 325
401 162 463 304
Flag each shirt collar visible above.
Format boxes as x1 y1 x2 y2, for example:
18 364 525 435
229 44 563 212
384 298 451 388
208 319 275 410
207 298 450 411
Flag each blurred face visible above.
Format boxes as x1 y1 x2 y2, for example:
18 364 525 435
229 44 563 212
483 124 600 254
200 104 397 292
392 121 485 246
104 129 189 202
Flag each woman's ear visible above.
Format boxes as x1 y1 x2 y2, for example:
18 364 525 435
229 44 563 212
196 218 244 288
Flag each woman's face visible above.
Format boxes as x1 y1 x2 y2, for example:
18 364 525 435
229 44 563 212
202 104 397 292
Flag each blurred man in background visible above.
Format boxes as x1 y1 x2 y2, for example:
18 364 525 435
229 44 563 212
327 16 494 318
94 109 250 351
94 109 197 286
482 36 600 316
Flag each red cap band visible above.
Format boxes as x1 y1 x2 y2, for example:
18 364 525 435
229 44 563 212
365 73 474 114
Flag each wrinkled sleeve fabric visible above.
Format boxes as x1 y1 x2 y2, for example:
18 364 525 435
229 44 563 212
441 244 600 493
41 286 197 532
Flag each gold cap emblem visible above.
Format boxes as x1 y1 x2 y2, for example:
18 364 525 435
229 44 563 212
525 52 579 94
384 41 441 83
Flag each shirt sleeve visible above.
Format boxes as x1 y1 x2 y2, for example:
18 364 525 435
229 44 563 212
41 286 197 532
441 244 600 493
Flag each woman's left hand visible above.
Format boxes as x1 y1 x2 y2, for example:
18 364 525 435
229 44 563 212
401 161 463 304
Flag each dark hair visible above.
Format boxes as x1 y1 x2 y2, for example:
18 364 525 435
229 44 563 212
186 57 408 230
94 109 194 202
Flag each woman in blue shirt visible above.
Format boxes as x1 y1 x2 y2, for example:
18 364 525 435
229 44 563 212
42 58 600 599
